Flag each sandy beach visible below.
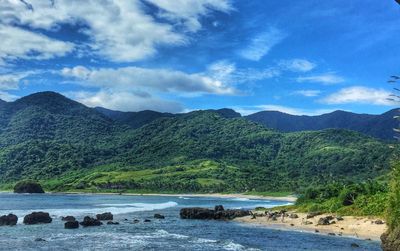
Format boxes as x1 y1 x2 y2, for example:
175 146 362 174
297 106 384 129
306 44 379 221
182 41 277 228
235 212 387 241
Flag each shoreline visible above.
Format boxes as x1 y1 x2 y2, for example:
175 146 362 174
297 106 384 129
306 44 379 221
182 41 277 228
51 191 297 202
235 212 386 241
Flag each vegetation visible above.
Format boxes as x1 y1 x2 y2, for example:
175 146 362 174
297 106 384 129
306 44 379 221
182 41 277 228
0 92 397 195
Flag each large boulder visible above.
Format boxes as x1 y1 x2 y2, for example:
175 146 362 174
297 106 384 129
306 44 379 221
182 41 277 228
61 216 76 222
64 221 79 229
0 214 18 226
80 216 102 227
14 181 44 194
96 212 113 221
154 214 165 219
180 206 250 220
23 212 52 225
381 228 400 251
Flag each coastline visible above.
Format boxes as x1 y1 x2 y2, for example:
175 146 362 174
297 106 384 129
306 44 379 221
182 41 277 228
235 212 386 241
53 191 297 202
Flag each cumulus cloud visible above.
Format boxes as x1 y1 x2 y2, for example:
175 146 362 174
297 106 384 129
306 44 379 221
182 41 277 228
0 91 19 102
292 89 321 97
279 59 316 72
297 73 345 85
239 28 287 61
0 0 232 62
61 65 237 95
321 86 395 106
67 90 183 112
0 24 73 64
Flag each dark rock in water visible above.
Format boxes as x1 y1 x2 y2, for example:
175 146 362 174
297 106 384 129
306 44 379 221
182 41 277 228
214 205 224 212
14 181 44 194
154 214 165 219
328 233 336 236
133 219 140 223
96 212 113 221
315 229 319 233
0 214 18 226
23 212 52 225
180 206 250 220
350 243 360 248
106 221 119 225
144 219 151 222
61 216 76 222
35 238 46 242
64 221 79 229
80 216 102 227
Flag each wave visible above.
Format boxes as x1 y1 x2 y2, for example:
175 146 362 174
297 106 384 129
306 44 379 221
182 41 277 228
0 201 178 221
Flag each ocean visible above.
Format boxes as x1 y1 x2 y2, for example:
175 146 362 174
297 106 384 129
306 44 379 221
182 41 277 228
0 193 381 251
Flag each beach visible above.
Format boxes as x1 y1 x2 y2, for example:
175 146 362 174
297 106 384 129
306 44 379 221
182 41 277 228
235 212 387 241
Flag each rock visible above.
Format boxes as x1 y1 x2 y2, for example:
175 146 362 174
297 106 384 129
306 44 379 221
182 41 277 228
381 228 400 251
61 216 76 222
306 212 321 219
214 205 224 212
180 207 250 220
0 214 18 226
80 216 102 227
96 212 113 221
35 238 46 242
317 217 331 225
351 243 360 248
154 214 165 219
336 216 344 221
315 229 319 233
133 219 140 223
330 221 336 224
305 221 313 225
325 215 334 221
271 215 277 221
107 221 119 225
64 221 79 229
23 212 52 225
374 219 384 225
328 233 336 236
144 219 151 222
14 181 44 194
290 224 294 226
289 213 298 219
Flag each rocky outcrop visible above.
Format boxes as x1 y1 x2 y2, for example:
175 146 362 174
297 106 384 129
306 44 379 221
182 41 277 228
61 216 76 222
106 221 119 225
96 212 113 221
381 228 400 251
23 212 52 225
154 214 165 219
180 206 250 220
64 221 79 229
14 181 44 194
80 216 102 227
0 214 18 226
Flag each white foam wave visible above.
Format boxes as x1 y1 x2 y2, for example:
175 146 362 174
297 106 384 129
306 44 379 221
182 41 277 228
223 241 261 251
0 201 178 221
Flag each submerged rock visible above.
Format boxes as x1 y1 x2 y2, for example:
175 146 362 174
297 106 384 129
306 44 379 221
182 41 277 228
14 181 44 194
180 205 250 220
0 214 18 226
23 212 52 225
154 214 165 219
61 216 76 222
96 212 113 221
106 221 119 225
35 238 46 242
80 216 102 227
65 221 79 229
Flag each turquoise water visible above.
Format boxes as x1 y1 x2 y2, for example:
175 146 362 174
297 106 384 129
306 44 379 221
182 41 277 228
0 193 381 250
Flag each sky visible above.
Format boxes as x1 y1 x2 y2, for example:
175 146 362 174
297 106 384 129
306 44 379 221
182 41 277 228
0 0 399 115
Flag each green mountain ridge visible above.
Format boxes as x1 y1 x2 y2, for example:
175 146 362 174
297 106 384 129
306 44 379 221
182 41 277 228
0 92 397 194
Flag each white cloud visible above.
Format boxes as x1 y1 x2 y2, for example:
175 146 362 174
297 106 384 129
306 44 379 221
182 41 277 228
0 24 73 64
0 70 42 91
62 65 237 95
239 28 287 61
0 0 232 62
145 0 233 32
279 59 316 72
0 91 19 102
297 73 345 85
292 89 321 97
321 86 395 106
234 104 336 116
67 90 183 113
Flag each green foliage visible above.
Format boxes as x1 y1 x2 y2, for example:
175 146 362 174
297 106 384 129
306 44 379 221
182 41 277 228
387 162 400 230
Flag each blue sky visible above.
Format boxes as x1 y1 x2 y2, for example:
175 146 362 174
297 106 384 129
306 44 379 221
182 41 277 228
0 0 399 115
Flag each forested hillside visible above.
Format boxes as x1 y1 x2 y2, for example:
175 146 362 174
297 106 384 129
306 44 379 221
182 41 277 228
0 92 397 193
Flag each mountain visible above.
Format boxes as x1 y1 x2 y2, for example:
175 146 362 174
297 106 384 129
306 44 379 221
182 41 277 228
95 107 241 129
0 92 397 194
245 109 399 140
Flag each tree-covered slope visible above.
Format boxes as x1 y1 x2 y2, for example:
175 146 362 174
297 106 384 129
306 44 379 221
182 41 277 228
246 109 399 140
0 92 396 193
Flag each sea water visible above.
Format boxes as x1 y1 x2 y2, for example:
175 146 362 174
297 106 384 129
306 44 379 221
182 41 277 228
0 193 381 251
